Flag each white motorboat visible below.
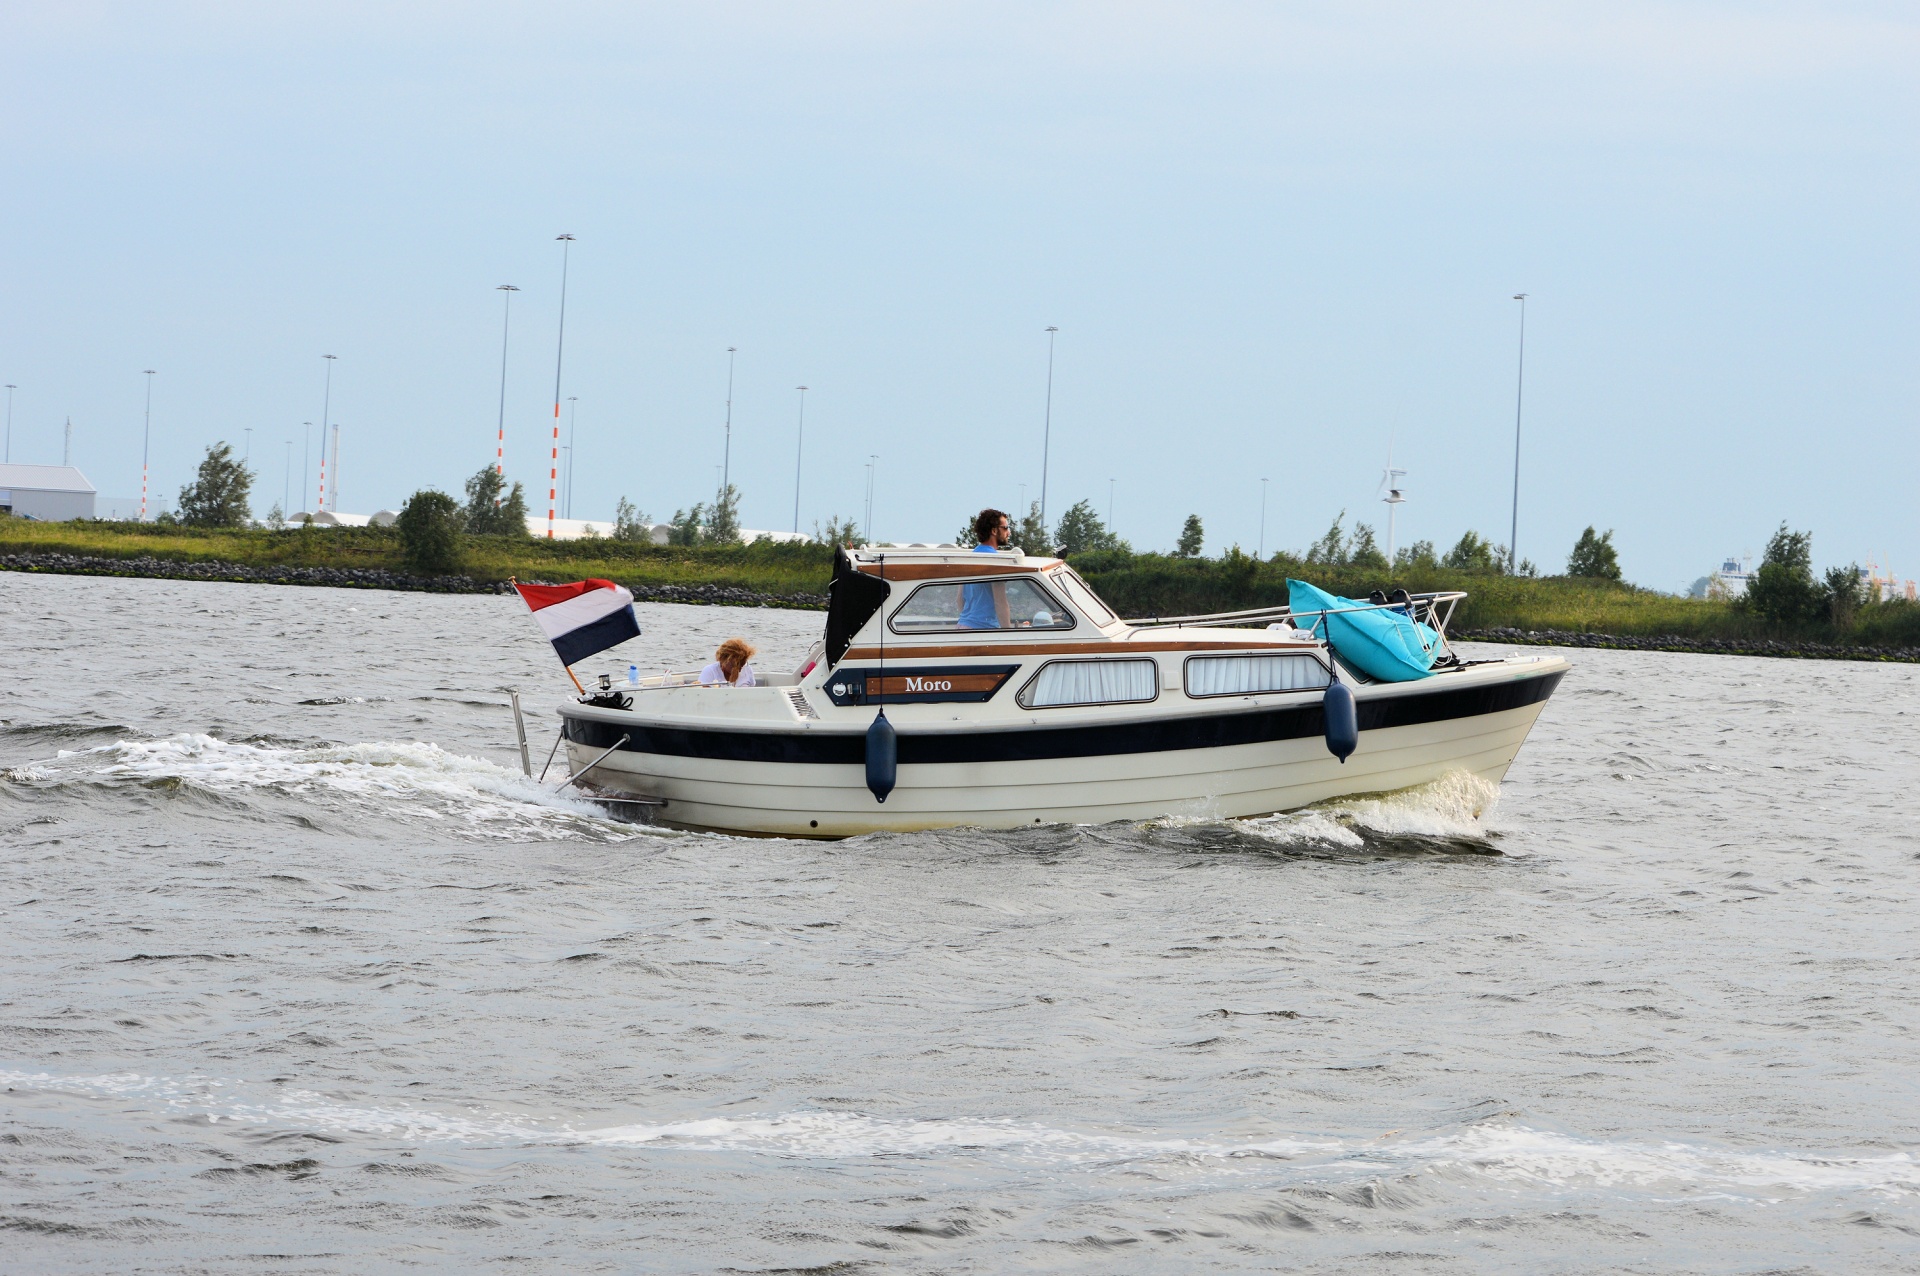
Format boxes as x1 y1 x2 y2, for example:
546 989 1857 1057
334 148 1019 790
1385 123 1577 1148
550 546 1566 836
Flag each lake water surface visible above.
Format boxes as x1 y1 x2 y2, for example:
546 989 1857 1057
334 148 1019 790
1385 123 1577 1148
3 572 1918 1273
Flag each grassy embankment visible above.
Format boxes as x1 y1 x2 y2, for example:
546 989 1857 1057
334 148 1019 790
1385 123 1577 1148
6 519 1919 648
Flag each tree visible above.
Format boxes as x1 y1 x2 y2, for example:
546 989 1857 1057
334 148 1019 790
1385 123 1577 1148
1394 540 1437 572
1014 501 1053 556
1346 522 1388 571
463 466 530 537
1175 514 1204 557
706 484 742 545
614 497 653 542
667 504 706 546
816 515 865 547
1442 530 1502 574
1743 523 1820 623
1566 527 1622 580
396 489 465 574
176 443 253 527
1825 563 1868 631
1305 512 1347 566
1053 499 1123 556
265 502 286 531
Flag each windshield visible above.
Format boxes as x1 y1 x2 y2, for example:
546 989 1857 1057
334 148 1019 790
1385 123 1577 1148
1053 567 1118 627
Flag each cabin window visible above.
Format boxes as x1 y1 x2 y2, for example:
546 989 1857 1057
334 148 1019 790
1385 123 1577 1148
1184 653 1330 697
890 578 1076 633
1051 567 1118 627
1017 658 1158 709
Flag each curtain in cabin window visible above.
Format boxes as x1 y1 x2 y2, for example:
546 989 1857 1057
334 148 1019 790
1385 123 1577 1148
1018 658 1158 708
1185 654 1329 697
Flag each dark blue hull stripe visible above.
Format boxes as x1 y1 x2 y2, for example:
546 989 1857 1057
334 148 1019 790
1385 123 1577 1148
561 668 1564 766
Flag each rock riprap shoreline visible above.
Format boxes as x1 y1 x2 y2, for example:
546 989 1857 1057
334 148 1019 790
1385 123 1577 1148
7 552 1914 660
0 551 827 609
1458 627 1920 664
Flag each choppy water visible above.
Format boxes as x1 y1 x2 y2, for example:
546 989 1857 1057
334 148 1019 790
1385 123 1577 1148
3 572 1918 1273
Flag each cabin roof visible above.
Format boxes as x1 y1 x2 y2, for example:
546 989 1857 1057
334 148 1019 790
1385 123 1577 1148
848 546 1060 578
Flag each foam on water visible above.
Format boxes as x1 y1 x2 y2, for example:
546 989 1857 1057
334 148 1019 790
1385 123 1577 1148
6 1067 1912 1204
1234 770 1501 851
25 733 650 841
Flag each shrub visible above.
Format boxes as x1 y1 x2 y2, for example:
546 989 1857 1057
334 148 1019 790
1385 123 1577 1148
1743 524 1820 623
1567 527 1622 580
463 466 530 536
177 443 253 528
397 489 465 573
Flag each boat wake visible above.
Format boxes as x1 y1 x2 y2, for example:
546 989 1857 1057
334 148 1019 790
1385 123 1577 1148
4 1067 1914 1206
3 733 651 843
1150 771 1503 856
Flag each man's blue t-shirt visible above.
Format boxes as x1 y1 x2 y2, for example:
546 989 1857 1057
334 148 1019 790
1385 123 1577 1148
957 543 1000 628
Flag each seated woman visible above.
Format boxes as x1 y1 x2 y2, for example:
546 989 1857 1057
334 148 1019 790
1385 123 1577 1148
699 637 758 687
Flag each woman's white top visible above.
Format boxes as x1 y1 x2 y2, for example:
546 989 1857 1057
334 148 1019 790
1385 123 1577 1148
699 661 756 687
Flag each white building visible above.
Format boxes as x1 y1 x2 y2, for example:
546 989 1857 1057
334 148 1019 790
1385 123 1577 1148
0 464 96 521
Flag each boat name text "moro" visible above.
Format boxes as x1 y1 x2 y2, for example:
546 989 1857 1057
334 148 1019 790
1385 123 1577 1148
903 677 953 693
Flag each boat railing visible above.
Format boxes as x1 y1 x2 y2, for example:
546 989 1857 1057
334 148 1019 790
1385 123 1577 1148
1126 590 1468 659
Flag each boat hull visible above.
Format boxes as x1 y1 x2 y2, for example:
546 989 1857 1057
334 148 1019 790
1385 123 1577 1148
556 660 1565 837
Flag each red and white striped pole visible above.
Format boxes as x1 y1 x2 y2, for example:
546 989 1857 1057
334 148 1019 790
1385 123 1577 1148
547 235 574 540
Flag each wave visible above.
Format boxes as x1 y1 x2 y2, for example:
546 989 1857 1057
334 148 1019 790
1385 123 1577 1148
14 733 657 843
1229 771 1501 854
5 1068 1913 1204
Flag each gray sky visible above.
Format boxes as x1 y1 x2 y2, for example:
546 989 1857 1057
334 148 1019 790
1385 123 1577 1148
3 2 1914 589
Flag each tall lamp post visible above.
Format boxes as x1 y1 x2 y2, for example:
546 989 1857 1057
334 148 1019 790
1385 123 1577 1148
494 284 519 494
547 235 575 539
140 370 156 521
722 347 736 496
317 354 337 513
1258 477 1269 559
1509 293 1528 574
3 384 15 463
300 422 311 514
283 439 292 516
1040 326 1059 532
791 385 808 533
565 395 579 518
243 427 253 465
1108 477 1115 531
864 454 878 542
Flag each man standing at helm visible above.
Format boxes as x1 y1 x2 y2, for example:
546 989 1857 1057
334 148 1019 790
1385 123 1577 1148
958 508 1012 629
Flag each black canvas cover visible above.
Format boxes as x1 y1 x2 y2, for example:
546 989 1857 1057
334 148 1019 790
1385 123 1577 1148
824 547 890 667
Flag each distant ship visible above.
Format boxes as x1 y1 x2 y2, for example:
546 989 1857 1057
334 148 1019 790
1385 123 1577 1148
1707 555 1753 601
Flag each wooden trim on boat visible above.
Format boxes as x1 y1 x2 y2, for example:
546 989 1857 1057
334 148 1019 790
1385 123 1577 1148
841 639 1324 660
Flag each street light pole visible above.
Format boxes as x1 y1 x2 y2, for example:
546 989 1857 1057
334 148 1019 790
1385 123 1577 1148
494 284 519 498
565 396 578 518
1108 477 1115 530
140 370 156 521
3 384 15 464
865 454 877 542
283 439 292 516
318 354 336 512
1040 326 1059 533
1509 293 1528 574
791 386 807 534
301 422 311 514
722 347 736 496
243 427 252 465
1258 477 1269 559
548 235 575 539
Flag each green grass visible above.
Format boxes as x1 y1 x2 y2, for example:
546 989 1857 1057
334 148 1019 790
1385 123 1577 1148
7 519 1919 648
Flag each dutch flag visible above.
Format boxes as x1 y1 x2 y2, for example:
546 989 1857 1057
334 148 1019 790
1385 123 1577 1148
514 578 642 667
